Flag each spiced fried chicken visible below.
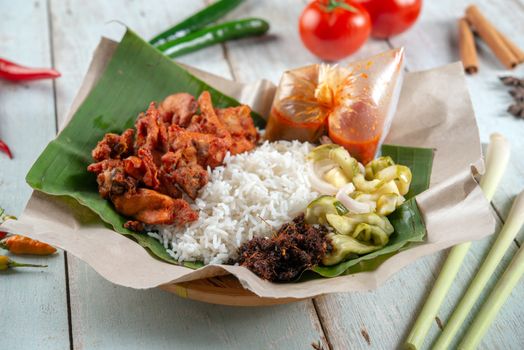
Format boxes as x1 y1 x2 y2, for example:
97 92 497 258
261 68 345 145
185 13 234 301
87 91 259 230
112 188 198 226
216 105 258 155
159 92 197 127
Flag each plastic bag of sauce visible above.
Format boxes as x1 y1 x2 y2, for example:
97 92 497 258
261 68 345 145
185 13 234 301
265 48 405 164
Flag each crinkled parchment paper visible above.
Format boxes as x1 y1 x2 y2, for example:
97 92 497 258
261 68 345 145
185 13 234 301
1 38 495 299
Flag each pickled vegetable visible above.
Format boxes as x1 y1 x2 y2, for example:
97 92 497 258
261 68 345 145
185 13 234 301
365 156 395 179
306 142 414 266
324 167 350 188
307 144 412 216
307 196 394 265
305 195 348 224
352 223 390 246
308 144 360 180
323 233 381 266
326 213 393 235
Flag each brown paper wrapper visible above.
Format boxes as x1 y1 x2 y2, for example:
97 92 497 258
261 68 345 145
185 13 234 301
1 38 495 299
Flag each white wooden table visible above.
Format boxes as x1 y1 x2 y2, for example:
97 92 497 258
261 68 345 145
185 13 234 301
1 1 524 349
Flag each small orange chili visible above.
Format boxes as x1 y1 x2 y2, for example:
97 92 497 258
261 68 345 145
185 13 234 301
0 235 56 255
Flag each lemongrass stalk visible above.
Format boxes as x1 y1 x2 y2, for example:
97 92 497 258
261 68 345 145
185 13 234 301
480 133 513 200
404 133 510 350
433 191 524 349
458 236 524 349
404 242 472 350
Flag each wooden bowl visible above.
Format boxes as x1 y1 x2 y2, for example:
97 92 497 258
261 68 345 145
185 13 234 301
160 275 305 306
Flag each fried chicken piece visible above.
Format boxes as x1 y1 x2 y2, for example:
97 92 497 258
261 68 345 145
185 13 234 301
126 162 183 199
92 129 134 161
122 156 143 179
111 188 198 226
187 91 232 141
87 159 123 174
160 150 182 169
158 169 183 199
123 220 145 232
168 125 229 169
171 165 208 200
160 150 208 199
216 105 258 155
87 159 138 199
137 148 160 189
159 93 197 127
187 92 258 155
89 91 261 231
192 136 227 168
122 149 161 189
135 102 168 152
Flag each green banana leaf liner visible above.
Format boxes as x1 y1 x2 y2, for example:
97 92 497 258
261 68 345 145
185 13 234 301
26 29 433 277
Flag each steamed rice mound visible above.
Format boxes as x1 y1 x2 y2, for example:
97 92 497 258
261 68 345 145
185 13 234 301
148 140 319 264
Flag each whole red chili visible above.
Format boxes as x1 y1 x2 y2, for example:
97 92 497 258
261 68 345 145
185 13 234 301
0 58 61 81
0 140 13 159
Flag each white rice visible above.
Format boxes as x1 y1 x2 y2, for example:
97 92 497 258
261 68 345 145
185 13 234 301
148 140 319 264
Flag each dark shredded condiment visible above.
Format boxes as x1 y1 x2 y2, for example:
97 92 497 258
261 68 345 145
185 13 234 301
238 214 331 282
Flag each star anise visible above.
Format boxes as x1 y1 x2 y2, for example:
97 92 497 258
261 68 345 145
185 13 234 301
500 76 524 119
500 76 524 87
508 104 524 119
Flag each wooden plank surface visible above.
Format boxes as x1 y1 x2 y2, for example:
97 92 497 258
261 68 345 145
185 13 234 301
48 1 328 349
0 0 70 349
68 257 326 350
314 1 524 348
49 0 232 125
2 0 524 349
390 0 524 240
200 0 524 348
314 218 524 349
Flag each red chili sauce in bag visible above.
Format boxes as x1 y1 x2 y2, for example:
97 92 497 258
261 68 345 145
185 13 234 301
265 65 331 142
265 48 405 164
329 98 381 164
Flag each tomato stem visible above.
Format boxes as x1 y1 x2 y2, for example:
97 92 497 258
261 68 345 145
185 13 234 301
323 0 357 13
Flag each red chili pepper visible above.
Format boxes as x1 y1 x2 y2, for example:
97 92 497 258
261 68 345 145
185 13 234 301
0 140 13 159
0 58 60 81
0 140 12 159
0 232 7 239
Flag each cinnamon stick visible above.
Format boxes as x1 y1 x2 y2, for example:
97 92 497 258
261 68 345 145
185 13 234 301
465 5 518 69
458 18 478 74
496 28 524 64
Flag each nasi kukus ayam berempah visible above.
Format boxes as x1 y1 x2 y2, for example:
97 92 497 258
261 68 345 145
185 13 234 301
87 48 411 282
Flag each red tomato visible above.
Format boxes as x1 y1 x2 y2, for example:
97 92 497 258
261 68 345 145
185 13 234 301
356 0 422 39
299 0 371 61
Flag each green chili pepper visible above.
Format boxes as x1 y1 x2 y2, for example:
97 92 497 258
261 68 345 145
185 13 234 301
0 255 47 270
158 18 270 59
149 0 245 47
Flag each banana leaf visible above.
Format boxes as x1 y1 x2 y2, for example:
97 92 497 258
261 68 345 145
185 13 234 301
311 145 433 277
25 29 263 268
381 144 434 198
25 29 433 277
